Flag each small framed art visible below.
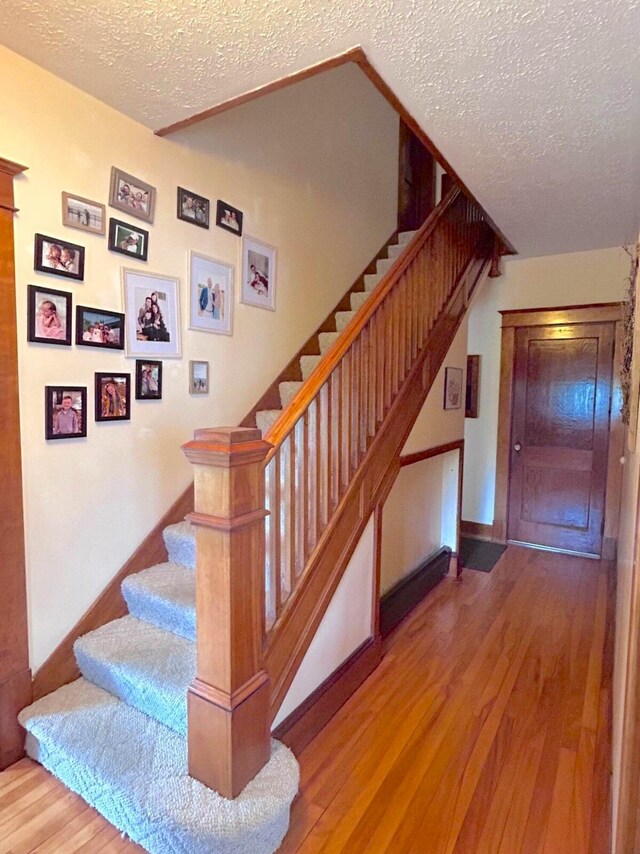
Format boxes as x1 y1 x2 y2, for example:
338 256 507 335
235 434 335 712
108 218 148 261
34 233 85 280
241 235 276 311
189 360 209 395
109 167 156 224
135 360 162 400
45 386 87 439
444 366 463 410
177 187 210 228
76 305 124 349
62 193 106 235
28 285 72 345
215 200 243 236
189 251 233 335
122 268 181 358
95 373 131 421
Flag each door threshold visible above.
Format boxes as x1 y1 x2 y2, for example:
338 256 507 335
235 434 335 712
507 540 600 560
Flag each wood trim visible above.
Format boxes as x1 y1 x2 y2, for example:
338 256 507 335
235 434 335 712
272 635 382 754
0 159 31 769
461 520 495 540
379 547 450 637
604 320 625 556
32 484 194 700
493 326 515 542
372 505 383 638
500 303 622 328
454 440 465 578
400 438 463 467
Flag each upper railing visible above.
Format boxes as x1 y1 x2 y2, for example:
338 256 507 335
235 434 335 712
262 187 489 634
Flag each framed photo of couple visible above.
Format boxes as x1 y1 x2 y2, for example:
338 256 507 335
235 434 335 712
189 251 234 336
241 236 276 312
122 268 181 358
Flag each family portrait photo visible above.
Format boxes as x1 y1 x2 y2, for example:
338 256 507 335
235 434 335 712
215 200 243 236
177 187 210 228
28 285 72 346
109 167 156 224
122 269 181 358
45 386 87 440
34 233 85 281
189 360 209 395
135 360 162 400
95 373 131 422
75 305 124 349
62 193 105 235
189 251 233 335
108 218 149 261
241 236 276 311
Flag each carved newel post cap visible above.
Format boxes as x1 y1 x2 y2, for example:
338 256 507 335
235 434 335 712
182 427 272 467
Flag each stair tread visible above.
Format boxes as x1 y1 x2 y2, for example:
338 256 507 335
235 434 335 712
122 562 195 641
350 291 369 311
279 381 304 408
19 678 299 854
74 615 193 735
335 310 356 331
163 521 195 570
364 273 382 291
256 409 282 435
299 354 322 380
398 229 417 244
318 331 339 353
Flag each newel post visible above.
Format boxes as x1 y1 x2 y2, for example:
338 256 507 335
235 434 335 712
182 426 272 798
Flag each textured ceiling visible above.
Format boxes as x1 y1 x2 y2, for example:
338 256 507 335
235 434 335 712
0 0 638 256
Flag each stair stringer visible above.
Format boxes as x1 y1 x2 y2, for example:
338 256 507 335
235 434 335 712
265 254 492 719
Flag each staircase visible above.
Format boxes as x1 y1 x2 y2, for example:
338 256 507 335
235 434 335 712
18 187 496 853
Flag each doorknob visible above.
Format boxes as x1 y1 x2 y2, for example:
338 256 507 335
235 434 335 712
513 442 522 452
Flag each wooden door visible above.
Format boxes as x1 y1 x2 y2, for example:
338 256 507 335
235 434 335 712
397 120 436 232
507 322 615 556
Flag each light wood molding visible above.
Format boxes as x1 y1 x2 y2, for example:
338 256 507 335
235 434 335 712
0 161 31 768
399 438 464 468
461 520 495 540
500 303 622 328
182 426 272 799
379 547 451 637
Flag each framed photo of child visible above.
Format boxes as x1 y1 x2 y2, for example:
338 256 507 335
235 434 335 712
28 285 72 346
45 387 87 440
34 233 85 281
122 269 181 358
95 373 131 422
240 236 276 311
189 251 233 335
135 360 162 400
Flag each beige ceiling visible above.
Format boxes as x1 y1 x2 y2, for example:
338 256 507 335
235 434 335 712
0 0 638 256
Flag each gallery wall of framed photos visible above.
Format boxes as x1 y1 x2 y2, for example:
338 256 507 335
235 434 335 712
1 44 401 671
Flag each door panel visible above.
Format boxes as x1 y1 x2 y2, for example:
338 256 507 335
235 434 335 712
507 322 614 555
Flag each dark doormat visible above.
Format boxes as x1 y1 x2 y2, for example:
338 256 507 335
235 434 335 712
459 536 506 573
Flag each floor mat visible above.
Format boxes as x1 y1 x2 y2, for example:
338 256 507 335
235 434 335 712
459 537 506 572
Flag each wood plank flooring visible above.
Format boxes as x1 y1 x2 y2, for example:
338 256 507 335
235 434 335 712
0 546 612 853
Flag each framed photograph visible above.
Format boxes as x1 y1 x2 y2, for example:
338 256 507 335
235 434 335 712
444 366 463 410
189 360 209 395
216 200 243 236
95 373 131 422
34 233 85 281
241 235 276 311
108 218 149 261
122 269 181 358
62 193 105 235
45 386 87 440
465 355 480 418
135 360 162 400
109 167 156 224
76 305 124 349
28 285 72 346
177 187 210 228
189 251 233 336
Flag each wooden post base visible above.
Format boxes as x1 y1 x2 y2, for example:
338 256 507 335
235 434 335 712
0 667 32 770
187 673 271 799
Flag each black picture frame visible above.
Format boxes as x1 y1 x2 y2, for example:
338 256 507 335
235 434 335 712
95 373 131 422
177 187 210 229
135 360 163 400
215 200 243 236
34 233 85 280
76 305 125 350
27 284 72 346
108 218 149 262
45 386 87 440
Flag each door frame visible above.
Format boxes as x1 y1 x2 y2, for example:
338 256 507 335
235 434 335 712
492 303 624 558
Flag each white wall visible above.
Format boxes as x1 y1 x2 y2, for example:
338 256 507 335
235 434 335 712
0 46 399 670
273 514 375 728
463 246 629 525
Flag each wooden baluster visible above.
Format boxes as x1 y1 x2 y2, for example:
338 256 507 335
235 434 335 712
264 456 277 629
305 403 318 557
376 306 385 425
361 323 370 451
295 416 306 576
272 452 282 622
350 340 360 472
182 427 271 799
368 318 377 438
282 434 294 603
319 383 329 534
330 370 341 510
341 351 352 489
399 273 408 379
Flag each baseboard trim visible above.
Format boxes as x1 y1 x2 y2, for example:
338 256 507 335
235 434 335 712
0 667 32 769
272 635 382 754
380 546 450 638
460 520 495 541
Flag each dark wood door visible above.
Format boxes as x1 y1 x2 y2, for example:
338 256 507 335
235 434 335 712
507 322 615 556
397 120 436 232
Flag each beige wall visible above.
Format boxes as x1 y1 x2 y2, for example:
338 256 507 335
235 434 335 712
462 246 628 525
0 46 399 670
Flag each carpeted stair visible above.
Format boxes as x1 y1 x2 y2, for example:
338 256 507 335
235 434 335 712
19 521 299 854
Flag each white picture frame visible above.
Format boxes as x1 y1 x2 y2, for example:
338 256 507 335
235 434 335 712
241 235 276 311
122 268 181 358
189 251 234 335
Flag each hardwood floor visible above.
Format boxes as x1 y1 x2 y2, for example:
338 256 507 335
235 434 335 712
0 546 612 853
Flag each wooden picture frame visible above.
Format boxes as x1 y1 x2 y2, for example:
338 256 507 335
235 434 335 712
177 187 210 228
45 386 87 439
135 360 162 400
27 284 72 346
444 366 463 410
75 305 125 349
61 192 106 235
216 200 243 236
465 355 480 418
108 218 149 261
34 233 85 281
109 167 156 224
94 373 131 422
